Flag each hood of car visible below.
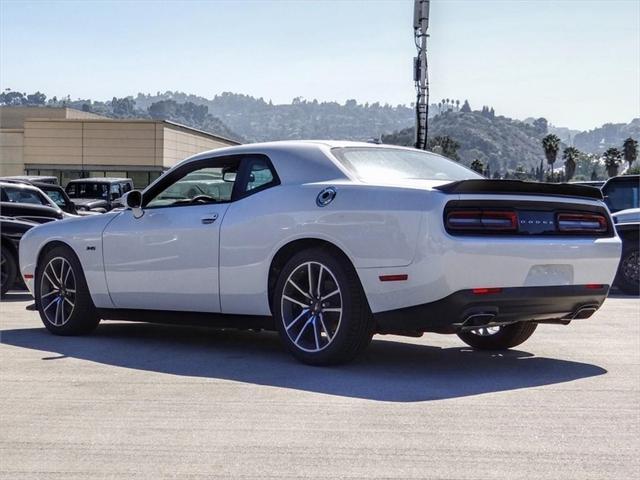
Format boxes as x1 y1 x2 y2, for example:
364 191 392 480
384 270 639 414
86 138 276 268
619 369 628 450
70 198 109 208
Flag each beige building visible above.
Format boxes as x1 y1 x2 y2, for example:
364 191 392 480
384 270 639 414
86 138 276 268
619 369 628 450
0 106 239 187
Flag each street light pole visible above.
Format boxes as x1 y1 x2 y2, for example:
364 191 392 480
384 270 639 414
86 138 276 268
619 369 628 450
413 0 430 150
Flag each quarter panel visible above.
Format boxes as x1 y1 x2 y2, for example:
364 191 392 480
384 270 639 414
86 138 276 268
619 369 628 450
219 183 432 315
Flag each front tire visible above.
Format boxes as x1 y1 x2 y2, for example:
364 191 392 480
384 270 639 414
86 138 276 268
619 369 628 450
273 248 373 365
1 245 18 297
35 245 100 335
457 322 537 350
614 244 639 295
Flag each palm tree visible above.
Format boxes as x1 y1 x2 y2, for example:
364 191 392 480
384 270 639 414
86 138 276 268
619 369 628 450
455 99 460 111
542 134 561 181
623 137 638 170
603 147 622 177
562 146 580 181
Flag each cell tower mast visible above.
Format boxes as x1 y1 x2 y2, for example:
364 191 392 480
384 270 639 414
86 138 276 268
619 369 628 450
413 0 430 150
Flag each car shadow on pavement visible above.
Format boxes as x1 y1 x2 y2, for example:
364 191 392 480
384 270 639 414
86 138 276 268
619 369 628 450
1 322 607 402
1 292 33 302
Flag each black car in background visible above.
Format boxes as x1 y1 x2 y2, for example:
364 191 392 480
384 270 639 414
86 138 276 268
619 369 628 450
1 216 37 296
602 175 639 213
65 177 134 212
601 175 639 295
0 178 102 216
0 181 65 223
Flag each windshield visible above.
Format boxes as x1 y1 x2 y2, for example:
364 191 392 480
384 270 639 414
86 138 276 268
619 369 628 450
66 182 109 199
332 147 483 183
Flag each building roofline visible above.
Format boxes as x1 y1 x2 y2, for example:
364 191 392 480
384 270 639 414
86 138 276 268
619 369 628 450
161 120 241 145
21 117 241 145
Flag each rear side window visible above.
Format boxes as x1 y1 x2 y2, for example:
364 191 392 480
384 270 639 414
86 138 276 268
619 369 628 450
44 189 66 207
243 158 275 192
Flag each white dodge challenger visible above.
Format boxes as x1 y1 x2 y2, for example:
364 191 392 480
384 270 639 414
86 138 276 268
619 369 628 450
19 141 621 365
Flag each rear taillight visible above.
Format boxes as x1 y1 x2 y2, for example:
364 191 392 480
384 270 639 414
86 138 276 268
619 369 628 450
556 213 607 233
446 210 517 232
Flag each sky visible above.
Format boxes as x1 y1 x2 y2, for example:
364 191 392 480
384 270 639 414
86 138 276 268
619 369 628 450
1 0 639 130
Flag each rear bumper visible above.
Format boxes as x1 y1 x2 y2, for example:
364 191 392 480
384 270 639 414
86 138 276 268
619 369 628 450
373 285 609 334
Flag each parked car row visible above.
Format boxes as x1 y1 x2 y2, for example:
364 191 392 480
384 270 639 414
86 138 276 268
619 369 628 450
0 176 135 295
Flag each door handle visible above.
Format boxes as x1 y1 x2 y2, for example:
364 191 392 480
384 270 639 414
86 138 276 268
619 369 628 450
201 213 218 225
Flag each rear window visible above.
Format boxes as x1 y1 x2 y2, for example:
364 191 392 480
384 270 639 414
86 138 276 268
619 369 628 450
66 182 109 199
604 180 639 213
332 147 482 182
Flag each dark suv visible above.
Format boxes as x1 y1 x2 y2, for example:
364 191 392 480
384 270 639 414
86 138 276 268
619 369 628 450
65 178 134 212
602 175 639 295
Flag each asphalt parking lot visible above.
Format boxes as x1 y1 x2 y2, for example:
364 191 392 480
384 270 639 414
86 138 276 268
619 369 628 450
1 292 638 479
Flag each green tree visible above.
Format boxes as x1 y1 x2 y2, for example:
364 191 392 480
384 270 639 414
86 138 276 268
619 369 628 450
533 117 548 136
460 100 471 113
470 158 484 174
542 134 561 180
111 97 136 116
622 137 638 170
26 91 46 105
603 147 622 177
428 135 459 160
562 146 580 181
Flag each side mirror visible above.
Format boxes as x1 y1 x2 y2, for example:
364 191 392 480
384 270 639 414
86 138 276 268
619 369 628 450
123 190 144 218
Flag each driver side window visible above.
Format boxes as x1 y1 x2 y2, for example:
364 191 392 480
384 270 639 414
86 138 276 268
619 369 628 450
145 164 238 208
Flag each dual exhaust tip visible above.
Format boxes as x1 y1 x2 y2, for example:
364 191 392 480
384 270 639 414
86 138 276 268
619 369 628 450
459 304 598 331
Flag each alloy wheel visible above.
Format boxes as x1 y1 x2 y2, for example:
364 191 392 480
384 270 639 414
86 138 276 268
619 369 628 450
40 257 76 326
280 261 342 353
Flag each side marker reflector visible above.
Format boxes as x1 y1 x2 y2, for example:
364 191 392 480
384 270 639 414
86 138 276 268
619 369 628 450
472 287 502 295
379 274 408 282
585 284 605 289
23 274 34 279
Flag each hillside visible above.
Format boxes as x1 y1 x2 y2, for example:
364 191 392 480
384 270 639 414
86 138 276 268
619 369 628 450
135 91 417 142
573 119 640 153
2 89 637 175
382 110 548 172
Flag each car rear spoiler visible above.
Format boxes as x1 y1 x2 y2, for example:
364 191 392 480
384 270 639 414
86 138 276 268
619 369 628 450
434 180 603 201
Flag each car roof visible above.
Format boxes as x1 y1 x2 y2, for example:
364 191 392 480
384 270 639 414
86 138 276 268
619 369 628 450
167 140 438 186
604 175 639 184
0 180 42 192
31 182 62 189
67 177 132 183
2 175 57 181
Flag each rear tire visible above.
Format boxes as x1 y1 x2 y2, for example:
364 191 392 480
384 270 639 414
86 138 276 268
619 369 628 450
457 322 537 350
273 248 373 365
35 245 100 335
1 245 18 297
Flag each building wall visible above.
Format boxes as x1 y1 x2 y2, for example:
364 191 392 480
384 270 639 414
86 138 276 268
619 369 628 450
23 120 164 168
0 130 25 176
0 107 239 186
162 125 232 167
